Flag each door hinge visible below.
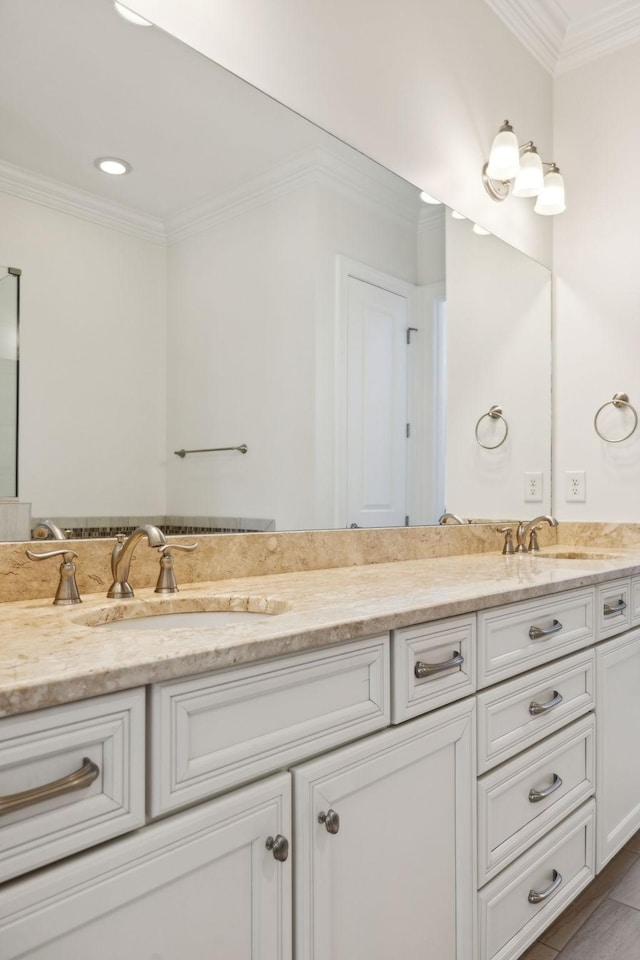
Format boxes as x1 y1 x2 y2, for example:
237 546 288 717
406 423 411 438
406 326 418 344
405 515 410 526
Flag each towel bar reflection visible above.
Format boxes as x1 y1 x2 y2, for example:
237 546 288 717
475 405 509 449
594 393 638 443
174 444 248 458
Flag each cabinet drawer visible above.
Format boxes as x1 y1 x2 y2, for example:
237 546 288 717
0 689 145 883
596 578 631 640
391 614 475 722
149 635 389 815
476 649 595 773
477 714 595 885
477 588 595 688
478 800 595 960
631 575 640 626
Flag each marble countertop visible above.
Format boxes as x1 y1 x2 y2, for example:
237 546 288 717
2 545 640 718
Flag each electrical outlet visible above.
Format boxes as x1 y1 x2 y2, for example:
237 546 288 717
565 470 586 502
524 472 543 503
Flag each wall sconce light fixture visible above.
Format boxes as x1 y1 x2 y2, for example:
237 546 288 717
483 120 565 216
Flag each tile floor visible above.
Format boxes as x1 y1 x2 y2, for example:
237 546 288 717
520 829 640 959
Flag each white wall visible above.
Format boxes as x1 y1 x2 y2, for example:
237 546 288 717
554 42 640 521
0 193 167 519
130 0 553 267
446 214 551 519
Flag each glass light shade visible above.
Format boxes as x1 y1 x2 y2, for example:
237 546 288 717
472 223 491 236
419 191 441 205
114 2 152 25
534 168 566 215
512 148 544 197
451 210 466 220
486 125 520 181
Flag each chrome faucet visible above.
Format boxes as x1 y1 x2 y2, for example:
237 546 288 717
32 519 67 540
439 513 468 525
107 524 167 599
516 515 558 553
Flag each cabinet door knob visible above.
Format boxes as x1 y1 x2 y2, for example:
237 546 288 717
318 809 340 834
265 834 289 862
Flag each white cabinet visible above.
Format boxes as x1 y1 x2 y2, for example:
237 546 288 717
596 626 640 870
293 698 476 960
0 773 292 960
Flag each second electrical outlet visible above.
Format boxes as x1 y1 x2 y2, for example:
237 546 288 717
565 470 586 502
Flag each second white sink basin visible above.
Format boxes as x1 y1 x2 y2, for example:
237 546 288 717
95 610 273 631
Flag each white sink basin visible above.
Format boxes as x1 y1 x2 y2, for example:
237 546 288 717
95 610 273 631
532 550 624 561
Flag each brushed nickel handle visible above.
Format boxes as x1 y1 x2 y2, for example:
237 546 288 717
528 869 563 904
604 599 627 616
414 652 464 679
528 619 563 640
265 834 289 862
529 774 563 803
318 809 340 834
0 757 99 815
529 691 564 715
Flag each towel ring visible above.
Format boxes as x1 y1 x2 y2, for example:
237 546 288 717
475 405 509 449
594 393 638 443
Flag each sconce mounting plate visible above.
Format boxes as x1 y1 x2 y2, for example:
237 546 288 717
482 163 510 202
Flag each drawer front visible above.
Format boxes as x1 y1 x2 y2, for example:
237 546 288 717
596 577 631 640
477 714 595 885
478 800 595 960
631 575 640 626
477 588 595 688
391 614 475 722
476 649 595 773
149 635 389 815
0 689 145 883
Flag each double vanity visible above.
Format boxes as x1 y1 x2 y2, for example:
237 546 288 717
1 527 640 959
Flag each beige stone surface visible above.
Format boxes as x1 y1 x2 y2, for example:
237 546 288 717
2 539 640 719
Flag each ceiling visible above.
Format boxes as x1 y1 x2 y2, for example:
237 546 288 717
484 0 640 73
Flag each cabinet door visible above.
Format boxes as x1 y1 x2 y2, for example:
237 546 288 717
293 698 475 960
0 773 291 960
596 627 640 870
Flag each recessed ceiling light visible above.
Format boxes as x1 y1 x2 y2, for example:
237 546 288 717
114 2 152 26
95 157 132 176
419 191 442 205
472 223 491 236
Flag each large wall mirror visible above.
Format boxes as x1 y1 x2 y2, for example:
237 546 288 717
0 0 551 539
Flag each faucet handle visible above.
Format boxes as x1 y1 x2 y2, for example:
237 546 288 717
155 542 198 594
26 549 82 605
496 526 515 555
528 523 544 552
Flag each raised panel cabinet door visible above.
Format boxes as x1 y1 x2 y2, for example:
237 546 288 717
0 773 292 960
596 627 640 870
293 697 475 960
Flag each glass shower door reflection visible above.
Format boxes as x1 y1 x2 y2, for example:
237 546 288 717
0 267 19 498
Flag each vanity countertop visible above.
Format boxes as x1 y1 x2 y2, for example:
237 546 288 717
2 546 640 718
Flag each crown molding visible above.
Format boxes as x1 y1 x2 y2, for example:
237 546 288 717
165 143 421 244
0 159 166 244
557 0 640 74
483 0 567 74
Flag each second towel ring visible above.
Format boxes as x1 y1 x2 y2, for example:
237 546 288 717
475 405 509 449
594 393 638 443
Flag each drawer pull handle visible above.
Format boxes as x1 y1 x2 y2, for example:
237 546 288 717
414 652 464 679
528 869 563 904
529 691 564 715
0 757 99 815
604 599 627 616
528 619 563 640
528 774 563 803
266 834 289 862
318 809 340 834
